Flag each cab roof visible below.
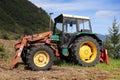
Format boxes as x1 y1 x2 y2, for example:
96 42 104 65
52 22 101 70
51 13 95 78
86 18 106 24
62 14 90 20
54 14 90 22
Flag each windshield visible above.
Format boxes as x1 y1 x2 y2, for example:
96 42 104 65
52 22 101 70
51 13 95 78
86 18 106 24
77 19 91 31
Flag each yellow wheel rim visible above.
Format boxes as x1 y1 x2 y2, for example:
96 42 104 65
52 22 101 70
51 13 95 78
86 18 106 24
79 41 97 63
34 51 49 67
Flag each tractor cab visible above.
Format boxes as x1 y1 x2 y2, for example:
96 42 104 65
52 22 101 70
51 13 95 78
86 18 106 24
53 14 92 34
52 14 93 56
53 14 93 43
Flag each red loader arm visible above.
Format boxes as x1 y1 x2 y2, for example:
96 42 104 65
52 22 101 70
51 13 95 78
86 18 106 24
9 38 27 69
9 31 52 69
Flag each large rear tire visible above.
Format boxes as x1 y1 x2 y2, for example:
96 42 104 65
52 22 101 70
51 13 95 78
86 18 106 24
26 45 54 71
72 36 100 66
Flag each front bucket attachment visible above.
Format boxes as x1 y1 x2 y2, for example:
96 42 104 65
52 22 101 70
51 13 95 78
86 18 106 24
9 50 21 69
10 37 27 69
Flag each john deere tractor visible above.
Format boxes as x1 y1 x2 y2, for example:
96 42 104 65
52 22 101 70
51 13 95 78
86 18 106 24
10 14 108 71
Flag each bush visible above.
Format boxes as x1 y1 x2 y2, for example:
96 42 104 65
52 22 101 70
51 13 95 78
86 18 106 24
0 52 11 63
0 44 5 52
1 32 9 40
0 44 11 63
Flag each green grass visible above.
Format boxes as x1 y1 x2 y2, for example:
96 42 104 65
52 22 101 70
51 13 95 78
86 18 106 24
95 58 120 71
54 58 80 68
0 44 5 52
54 58 120 79
55 58 120 71
96 58 120 79
115 74 120 80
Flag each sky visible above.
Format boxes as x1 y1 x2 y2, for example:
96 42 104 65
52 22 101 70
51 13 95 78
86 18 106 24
29 0 120 35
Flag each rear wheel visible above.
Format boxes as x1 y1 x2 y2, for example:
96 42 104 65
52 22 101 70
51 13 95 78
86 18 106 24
72 36 100 66
26 45 54 71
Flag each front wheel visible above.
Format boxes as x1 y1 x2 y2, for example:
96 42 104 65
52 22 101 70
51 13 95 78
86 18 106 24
26 45 54 71
72 36 100 66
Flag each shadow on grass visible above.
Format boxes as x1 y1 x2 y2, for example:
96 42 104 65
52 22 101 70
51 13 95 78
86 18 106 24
13 57 80 70
54 57 77 67
13 62 31 70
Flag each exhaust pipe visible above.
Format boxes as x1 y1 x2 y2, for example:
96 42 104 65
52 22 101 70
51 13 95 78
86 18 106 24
49 13 53 31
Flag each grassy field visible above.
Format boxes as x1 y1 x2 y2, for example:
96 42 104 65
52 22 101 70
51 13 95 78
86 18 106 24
55 58 120 70
96 58 120 71
96 58 120 79
0 39 120 79
55 58 120 79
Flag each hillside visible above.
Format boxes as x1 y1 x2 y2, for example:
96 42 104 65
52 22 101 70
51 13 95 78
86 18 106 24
0 0 50 39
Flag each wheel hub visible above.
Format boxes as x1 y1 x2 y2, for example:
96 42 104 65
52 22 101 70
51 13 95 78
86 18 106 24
80 45 92 60
34 51 49 67
79 41 97 63
39 56 44 62
84 50 88 54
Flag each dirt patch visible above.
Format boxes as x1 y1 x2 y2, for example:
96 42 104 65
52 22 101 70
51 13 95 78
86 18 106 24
0 60 116 80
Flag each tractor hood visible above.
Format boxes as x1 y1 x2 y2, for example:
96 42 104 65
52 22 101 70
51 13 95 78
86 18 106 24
51 35 60 41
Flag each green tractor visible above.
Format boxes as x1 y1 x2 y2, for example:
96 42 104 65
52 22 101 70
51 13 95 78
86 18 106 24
52 14 101 66
10 14 108 71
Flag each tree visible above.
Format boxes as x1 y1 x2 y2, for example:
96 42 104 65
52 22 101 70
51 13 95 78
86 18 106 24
104 18 120 58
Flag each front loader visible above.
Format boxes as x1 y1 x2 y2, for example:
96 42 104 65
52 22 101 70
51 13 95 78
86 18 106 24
10 14 109 71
